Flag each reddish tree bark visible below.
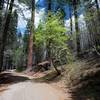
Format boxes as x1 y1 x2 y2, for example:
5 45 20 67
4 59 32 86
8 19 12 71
27 0 35 70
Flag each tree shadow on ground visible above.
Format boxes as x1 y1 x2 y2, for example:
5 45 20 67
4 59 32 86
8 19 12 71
0 73 30 85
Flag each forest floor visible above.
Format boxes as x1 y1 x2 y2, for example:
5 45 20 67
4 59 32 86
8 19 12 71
0 70 72 100
0 55 99 100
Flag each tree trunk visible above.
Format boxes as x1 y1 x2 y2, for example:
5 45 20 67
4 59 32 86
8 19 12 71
52 59 61 75
72 0 80 56
46 0 51 61
95 0 100 26
0 0 4 45
95 0 99 12
0 0 4 16
4 0 10 19
95 0 100 47
48 0 51 17
0 0 4 11
27 0 35 70
69 4 73 35
0 0 14 72
47 40 61 75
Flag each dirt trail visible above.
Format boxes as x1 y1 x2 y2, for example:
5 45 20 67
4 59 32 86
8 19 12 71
0 81 66 100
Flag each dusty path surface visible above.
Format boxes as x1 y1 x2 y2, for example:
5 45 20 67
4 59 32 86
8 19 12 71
0 81 66 100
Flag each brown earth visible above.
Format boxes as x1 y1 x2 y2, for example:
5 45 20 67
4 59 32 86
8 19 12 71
0 71 72 100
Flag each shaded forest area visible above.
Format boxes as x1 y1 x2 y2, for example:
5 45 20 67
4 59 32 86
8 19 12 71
0 0 100 100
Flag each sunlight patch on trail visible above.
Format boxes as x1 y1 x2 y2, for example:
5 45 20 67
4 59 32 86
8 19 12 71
0 81 66 100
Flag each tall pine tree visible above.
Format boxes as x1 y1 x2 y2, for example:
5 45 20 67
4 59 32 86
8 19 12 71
27 0 35 70
0 0 15 71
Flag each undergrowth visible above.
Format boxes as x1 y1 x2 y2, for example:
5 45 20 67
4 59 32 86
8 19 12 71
64 55 100 100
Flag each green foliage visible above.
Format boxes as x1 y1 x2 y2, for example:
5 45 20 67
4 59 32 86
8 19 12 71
6 10 18 47
2 10 18 70
23 33 29 54
12 32 29 69
12 20 30 70
13 47 24 67
35 15 67 46
35 14 72 64
16 65 25 72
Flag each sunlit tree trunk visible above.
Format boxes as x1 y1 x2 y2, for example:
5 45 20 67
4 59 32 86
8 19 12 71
27 0 35 70
0 0 14 72
72 0 80 56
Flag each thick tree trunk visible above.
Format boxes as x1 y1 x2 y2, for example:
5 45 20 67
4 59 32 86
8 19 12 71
0 1 4 66
0 0 14 72
72 0 80 56
27 0 35 70
0 0 4 43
